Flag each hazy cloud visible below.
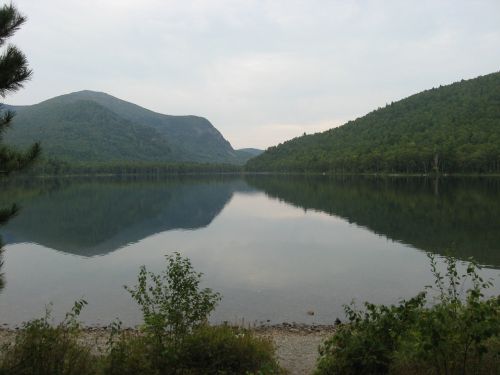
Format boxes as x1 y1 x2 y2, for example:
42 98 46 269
7 0 500 148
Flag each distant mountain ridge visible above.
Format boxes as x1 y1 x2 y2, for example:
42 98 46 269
235 148 264 159
5 90 255 165
247 72 500 173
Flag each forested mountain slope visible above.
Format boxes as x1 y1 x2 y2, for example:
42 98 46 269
5 91 250 164
246 72 500 173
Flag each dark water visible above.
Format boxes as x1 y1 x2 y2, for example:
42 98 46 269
0 175 499 326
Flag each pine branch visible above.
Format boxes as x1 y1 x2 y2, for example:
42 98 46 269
0 45 32 97
0 141 41 175
0 4 26 46
0 106 14 138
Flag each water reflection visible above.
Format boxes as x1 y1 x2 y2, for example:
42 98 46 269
0 203 20 291
1 176 500 265
0 242 4 291
1 177 254 256
245 175 500 267
0 175 499 325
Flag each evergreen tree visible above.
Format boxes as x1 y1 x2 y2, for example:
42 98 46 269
0 3 40 175
0 3 40 290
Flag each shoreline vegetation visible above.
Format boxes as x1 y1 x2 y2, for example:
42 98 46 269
0 325 334 375
7 159 500 179
0 253 498 374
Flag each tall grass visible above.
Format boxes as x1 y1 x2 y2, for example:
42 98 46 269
0 300 95 375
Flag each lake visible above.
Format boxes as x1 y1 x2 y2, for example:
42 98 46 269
0 175 499 327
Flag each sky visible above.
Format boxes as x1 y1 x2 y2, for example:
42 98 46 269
5 0 500 149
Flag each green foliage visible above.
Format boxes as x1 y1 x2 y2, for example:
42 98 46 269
125 252 222 341
247 72 500 174
0 300 95 375
100 332 155 375
177 325 283 374
102 325 282 375
5 90 253 165
103 252 280 374
0 254 282 374
28 159 243 176
315 255 500 375
119 252 222 372
0 3 40 176
0 2 39 293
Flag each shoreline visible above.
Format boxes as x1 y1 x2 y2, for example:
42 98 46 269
7 170 500 179
0 323 338 375
0 321 338 335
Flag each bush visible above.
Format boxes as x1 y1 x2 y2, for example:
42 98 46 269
0 300 96 375
178 325 283 374
121 252 222 372
99 332 155 375
315 255 500 375
103 252 283 374
0 253 284 374
125 252 221 341
102 325 283 375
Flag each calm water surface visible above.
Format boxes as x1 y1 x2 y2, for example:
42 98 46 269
0 176 499 326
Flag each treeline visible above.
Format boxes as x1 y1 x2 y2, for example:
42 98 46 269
24 159 243 176
246 72 500 174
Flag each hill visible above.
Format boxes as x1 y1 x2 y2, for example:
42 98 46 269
4 90 251 165
246 72 500 173
235 147 263 160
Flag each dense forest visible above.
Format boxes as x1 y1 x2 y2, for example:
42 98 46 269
25 159 243 176
246 72 500 174
245 175 500 267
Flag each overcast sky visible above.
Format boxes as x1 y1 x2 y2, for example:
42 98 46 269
6 0 500 149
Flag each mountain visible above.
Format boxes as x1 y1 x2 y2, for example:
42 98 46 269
4 90 252 164
246 72 500 173
235 148 263 160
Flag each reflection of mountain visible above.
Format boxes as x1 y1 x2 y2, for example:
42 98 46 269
1 177 251 257
246 176 500 267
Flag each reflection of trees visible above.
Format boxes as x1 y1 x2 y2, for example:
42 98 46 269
0 240 3 291
246 175 500 267
0 176 246 257
0 204 18 291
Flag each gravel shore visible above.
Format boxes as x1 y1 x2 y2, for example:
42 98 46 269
0 323 337 375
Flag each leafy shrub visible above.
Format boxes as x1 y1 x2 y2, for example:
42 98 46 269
125 252 221 341
103 252 283 374
0 253 283 374
178 325 283 374
121 252 222 372
0 300 95 375
315 255 500 375
99 331 155 375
